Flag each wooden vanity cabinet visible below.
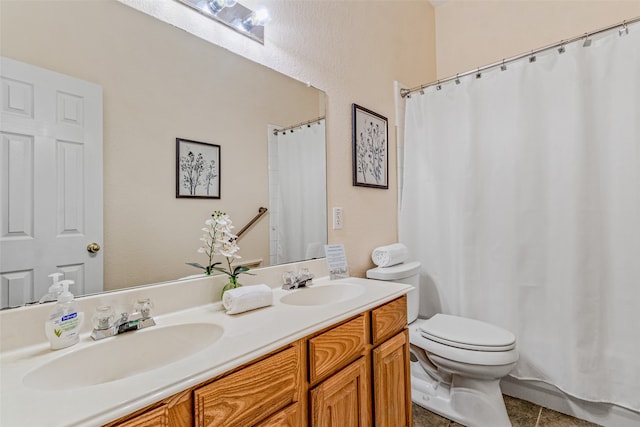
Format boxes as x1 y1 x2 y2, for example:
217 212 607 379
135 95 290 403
106 295 410 427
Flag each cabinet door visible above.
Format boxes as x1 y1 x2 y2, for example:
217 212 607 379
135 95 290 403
372 330 411 427
111 405 169 427
254 403 300 427
310 357 370 427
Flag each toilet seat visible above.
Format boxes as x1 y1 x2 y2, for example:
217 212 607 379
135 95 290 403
419 314 516 352
410 318 519 367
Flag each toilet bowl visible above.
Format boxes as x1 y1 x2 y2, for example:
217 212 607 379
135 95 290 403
367 261 518 427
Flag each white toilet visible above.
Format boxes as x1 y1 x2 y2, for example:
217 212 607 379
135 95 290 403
367 261 518 427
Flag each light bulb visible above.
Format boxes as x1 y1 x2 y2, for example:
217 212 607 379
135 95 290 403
208 0 237 14
242 7 271 30
254 7 271 26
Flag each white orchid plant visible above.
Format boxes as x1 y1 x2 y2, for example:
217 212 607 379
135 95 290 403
187 211 252 295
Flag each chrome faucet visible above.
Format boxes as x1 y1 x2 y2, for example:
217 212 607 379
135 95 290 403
90 299 156 341
282 268 314 290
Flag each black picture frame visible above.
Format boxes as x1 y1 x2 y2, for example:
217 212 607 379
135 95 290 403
352 103 388 189
176 138 221 199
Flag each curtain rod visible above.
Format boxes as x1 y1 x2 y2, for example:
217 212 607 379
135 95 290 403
400 16 640 98
273 116 325 135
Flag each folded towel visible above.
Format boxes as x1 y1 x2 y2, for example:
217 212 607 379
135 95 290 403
223 284 273 315
371 243 409 267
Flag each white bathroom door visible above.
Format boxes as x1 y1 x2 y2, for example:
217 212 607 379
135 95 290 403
0 57 103 307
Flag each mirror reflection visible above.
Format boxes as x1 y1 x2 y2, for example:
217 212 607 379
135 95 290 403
0 0 327 308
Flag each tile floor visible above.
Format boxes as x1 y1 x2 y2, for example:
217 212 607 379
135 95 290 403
412 395 602 427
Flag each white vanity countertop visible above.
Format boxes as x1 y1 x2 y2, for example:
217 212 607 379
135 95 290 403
0 277 411 427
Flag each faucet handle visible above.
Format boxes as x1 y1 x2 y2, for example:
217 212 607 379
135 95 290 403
297 268 314 283
92 305 115 330
134 298 153 319
282 271 296 286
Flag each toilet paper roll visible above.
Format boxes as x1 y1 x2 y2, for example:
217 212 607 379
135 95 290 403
371 243 409 267
223 284 273 315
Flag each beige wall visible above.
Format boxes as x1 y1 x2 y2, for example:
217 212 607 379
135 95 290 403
435 0 640 78
1 0 321 290
122 0 438 278
6 0 635 287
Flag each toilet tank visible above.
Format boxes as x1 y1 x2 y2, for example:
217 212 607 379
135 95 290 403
366 261 421 323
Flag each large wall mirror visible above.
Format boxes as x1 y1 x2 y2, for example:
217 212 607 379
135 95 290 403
0 0 327 308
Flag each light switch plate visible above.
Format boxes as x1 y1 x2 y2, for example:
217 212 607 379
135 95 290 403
332 207 343 229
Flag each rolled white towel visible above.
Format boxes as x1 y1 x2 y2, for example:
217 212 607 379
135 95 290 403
371 243 409 267
223 284 273 315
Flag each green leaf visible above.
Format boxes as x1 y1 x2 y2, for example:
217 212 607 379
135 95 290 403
185 262 205 269
233 265 251 275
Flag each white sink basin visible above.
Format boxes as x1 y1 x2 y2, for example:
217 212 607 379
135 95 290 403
23 322 223 390
280 284 366 306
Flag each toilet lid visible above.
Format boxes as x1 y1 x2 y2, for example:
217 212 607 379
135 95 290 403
419 314 516 352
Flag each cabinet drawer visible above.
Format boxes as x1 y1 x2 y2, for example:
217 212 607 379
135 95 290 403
309 314 366 384
371 296 407 346
194 344 300 427
111 405 169 427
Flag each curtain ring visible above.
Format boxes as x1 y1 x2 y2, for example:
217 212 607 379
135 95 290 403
558 41 566 54
619 22 629 36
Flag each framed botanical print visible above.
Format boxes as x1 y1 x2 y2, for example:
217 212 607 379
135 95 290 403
176 138 220 198
352 104 388 189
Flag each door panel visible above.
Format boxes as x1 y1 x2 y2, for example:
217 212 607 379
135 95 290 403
0 56 103 307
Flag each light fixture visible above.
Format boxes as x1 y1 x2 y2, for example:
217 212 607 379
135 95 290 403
500 60 507 71
558 43 566 54
207 0 237 14
583 33 592 47
176 0 270 44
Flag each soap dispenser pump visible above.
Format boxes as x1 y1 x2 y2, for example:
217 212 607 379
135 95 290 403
44 280 84 350
38 272 64 304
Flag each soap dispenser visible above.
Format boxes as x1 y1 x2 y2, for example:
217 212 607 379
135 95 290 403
38 272 64 304
44 280 84 350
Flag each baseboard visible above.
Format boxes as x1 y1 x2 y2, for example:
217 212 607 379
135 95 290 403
501 376 640 427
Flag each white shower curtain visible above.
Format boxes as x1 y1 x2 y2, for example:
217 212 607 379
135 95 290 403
272 120 327 264
400 26 640 411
